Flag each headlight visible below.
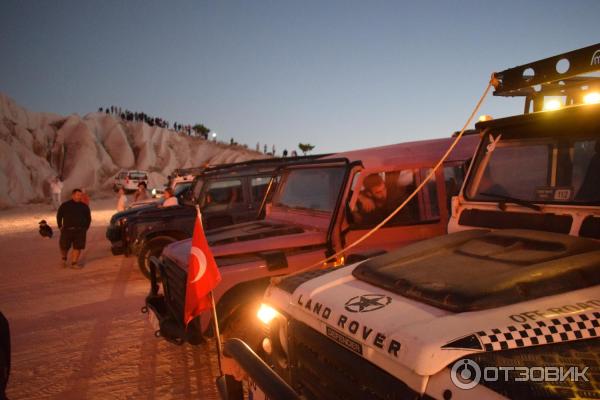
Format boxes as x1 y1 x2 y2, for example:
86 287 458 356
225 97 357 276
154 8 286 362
583 92 600 104
257 303 289 365
257 303 279 325
543 99 562 111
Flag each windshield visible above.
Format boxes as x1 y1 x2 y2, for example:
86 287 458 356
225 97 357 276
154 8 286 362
273 167 346 212
466 135 599 204
129 172 147 180
174 182 192 196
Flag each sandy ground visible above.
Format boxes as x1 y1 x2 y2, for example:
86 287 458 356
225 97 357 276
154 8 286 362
1 197 220 399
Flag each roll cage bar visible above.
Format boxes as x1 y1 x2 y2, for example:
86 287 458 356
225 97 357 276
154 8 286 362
173 154 332 178
493 42 600 113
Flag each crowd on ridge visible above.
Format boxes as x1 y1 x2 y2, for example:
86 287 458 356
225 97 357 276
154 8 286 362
98 106 294 158
99 105 202 137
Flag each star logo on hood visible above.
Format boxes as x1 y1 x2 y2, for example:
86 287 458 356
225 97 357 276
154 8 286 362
344 294 392 313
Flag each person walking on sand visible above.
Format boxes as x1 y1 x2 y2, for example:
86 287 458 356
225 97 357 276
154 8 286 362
57 189 91 268
116 187 128 211
49 176 63 210
133 182 149 202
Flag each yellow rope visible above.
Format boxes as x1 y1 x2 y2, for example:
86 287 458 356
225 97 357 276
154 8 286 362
272 78 495 284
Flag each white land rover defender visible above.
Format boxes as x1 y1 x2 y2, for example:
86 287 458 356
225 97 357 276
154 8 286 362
223 44 600 399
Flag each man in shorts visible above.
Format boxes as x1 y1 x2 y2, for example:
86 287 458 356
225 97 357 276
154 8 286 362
56 189 91 268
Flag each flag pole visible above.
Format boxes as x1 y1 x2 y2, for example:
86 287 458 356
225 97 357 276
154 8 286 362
209 291 224 374
193 205 224 374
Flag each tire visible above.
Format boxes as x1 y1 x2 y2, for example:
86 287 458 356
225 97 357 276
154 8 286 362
137 236 177 280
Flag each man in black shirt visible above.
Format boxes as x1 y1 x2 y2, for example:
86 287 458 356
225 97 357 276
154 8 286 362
57 189 91 268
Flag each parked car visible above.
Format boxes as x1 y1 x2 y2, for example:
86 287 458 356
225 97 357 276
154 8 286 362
229 43 600 400
147 134 478 345
113 170 149 192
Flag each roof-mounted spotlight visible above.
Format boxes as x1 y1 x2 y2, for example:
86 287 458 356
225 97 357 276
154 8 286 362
543 99 562 111
583 92 600 104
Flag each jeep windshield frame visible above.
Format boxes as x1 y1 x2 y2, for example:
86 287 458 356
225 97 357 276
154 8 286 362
271 164 348 215
464 105 600 207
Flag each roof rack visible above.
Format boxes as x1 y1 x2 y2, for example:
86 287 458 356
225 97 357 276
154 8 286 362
172 154 332 178
172 167 207 177
493 43 600 112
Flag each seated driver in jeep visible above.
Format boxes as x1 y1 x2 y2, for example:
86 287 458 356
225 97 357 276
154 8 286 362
352 173 417 228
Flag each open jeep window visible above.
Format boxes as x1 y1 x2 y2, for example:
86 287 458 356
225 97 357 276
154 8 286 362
273 167 345 213
173 182 192 196
466 135 600 204
350 168 439 229
203 179 243 208
250 176 272 203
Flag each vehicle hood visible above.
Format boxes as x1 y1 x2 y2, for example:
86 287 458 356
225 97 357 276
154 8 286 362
162 219 326 267
127 204 194 223
109 203 157 224
268 229 600 377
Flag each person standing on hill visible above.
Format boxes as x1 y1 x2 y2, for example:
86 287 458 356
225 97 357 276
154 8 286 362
49 176 63 210
57 189 91 268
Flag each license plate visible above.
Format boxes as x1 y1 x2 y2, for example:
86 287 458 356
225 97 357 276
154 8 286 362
248 379 269 400
148 309 160 331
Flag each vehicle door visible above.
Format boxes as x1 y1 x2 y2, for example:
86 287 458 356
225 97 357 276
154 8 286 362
200 177 247 229
342 165 450 255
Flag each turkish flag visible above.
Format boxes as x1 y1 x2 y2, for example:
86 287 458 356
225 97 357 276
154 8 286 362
184 208 221 326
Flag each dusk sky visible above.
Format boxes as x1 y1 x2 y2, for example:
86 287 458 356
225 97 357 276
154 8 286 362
1 1 598 154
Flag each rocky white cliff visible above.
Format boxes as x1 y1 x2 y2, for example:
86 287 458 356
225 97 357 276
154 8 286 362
0 93 265 208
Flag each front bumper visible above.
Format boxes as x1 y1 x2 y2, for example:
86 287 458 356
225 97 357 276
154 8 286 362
220 339 300 400
106 224 122 242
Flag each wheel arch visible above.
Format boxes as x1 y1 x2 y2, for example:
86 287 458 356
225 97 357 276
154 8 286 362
215 277 272 332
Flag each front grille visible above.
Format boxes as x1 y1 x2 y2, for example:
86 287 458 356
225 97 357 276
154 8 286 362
287 320 418 400
159 257 188 325
157 257 203 341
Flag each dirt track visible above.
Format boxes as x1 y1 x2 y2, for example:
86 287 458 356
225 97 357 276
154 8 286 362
1 198 219 399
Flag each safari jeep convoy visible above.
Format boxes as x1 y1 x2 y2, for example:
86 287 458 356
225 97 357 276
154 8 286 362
227 44 600 399
151 134 478 344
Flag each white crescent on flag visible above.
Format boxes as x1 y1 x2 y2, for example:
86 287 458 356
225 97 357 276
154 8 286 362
190 246 207 283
